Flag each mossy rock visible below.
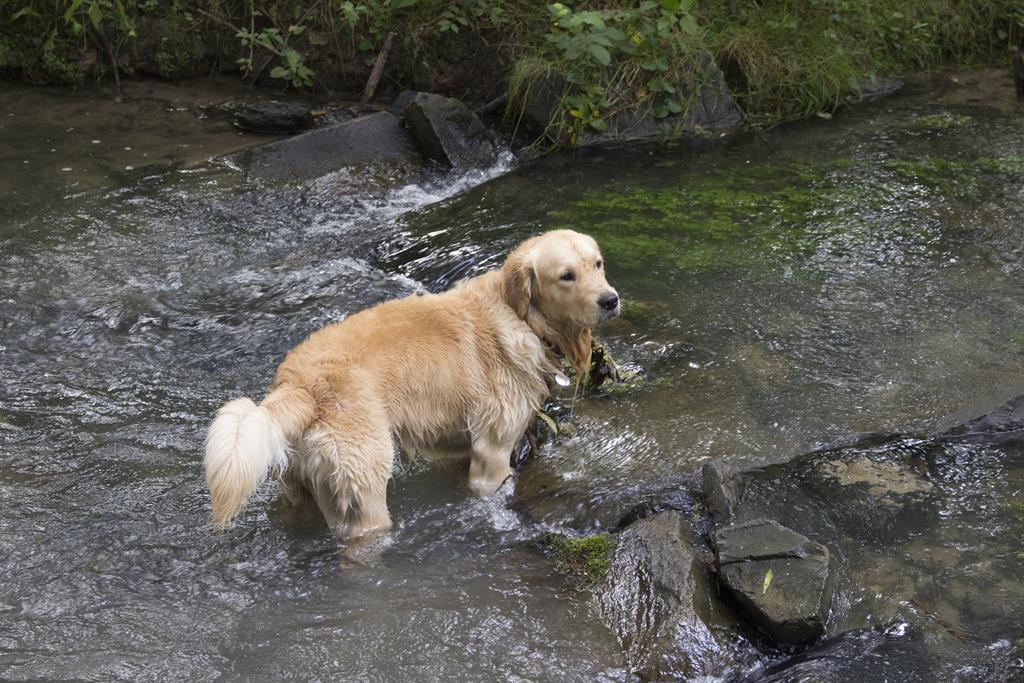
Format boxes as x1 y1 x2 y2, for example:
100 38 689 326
550 533 617 587
911 112 972 130
620 299 671 326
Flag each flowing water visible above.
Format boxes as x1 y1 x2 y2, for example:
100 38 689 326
1 70 1022 681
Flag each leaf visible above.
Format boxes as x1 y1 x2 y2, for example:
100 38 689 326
678 14 699 36
762 568 774 594
588 44 611 66
537 411 559 435
64 0 83 26
11 6 41 21
87 1 104 31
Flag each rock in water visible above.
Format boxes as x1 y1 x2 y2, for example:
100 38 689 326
714 518 833 644
740 622 932 682
234 101 314 134
598 512 756 680
229 111 421 182
702 457 745 524
403 92 498 169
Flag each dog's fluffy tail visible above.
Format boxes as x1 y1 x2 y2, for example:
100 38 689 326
204 386 317 527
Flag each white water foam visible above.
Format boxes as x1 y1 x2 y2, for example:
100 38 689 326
308 151 516 237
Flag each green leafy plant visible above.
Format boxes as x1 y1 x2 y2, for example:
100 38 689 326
512 1 705 145
237 22 315 88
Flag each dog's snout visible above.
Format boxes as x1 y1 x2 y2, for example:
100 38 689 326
598 291 619 311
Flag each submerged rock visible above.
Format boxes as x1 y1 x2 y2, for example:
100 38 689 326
230 111 421 182
403 92 499 169
598 512 757 680
714 518 833 644
818 456 933 506
233 101 315 134
740 622 932 682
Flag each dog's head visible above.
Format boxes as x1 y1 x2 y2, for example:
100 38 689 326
501 230 620 378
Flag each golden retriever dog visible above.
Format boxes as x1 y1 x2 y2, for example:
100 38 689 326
204 230 620 539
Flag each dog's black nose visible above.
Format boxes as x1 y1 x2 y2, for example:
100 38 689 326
598 292 619 311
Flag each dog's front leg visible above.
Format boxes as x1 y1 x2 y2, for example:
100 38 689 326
468 433 514 496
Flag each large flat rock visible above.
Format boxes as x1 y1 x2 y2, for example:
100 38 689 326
230 111 421 182
714 518 833 644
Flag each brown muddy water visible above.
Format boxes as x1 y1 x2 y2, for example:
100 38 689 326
1 70 1022 681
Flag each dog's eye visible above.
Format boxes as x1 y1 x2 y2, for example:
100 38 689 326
560 271 575 282
595 259 603 269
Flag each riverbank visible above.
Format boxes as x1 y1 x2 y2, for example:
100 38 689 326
2 1 1020 145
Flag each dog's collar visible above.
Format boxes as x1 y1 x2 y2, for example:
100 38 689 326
541 338 570 383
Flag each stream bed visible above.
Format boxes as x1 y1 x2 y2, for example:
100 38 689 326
1 71 1022 681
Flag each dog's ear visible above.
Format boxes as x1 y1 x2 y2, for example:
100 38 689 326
501 251 533 319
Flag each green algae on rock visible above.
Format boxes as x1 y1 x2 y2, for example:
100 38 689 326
550 533 617 587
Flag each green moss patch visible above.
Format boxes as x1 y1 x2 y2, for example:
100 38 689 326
912 112 973 130
551 533 616 587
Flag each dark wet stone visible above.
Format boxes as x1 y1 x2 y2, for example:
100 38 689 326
230 111 421 182
858 76 904 101
729 439 942 547
615 488 691 530
714 518 832 644
938 393 1024 444
233 101 315 134
599 512 758 680
517 69 567 139
387 89 419 117
513 456 694 532
403 92 498 169
740 622 932 682
686 51 743 132
702 458 744 524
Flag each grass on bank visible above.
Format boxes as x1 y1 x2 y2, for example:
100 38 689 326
1 1 1021 139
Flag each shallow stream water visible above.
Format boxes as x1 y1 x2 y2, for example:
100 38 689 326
1 71 1022 680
